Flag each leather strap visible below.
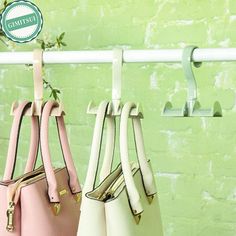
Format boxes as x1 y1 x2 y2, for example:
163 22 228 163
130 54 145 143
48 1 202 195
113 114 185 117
83 101 110 194
40 100 81 203
99 115 116 183
3 101 39 180
120 102 156 215
132 118 157 196
24 114 40 174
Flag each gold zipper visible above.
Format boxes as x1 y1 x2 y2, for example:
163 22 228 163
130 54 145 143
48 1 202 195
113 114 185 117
101 167 138 201
18 168 61 185
6 168 61 232
0 166 45 186
6 201 15 232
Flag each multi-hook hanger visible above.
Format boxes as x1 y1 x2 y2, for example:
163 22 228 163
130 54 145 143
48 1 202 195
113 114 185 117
9 47 222 118
163 46 222 117
11 49 64 116
87 48 143 118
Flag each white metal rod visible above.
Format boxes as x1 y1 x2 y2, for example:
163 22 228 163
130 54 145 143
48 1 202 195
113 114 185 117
0 48 236 64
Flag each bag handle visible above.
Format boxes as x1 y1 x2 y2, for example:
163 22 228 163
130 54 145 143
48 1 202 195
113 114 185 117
99 114 116 183
23 114 39 173
120 102 157 216
132 118 157 197
40 100 81 203
3 101 39 181
83 101 111 193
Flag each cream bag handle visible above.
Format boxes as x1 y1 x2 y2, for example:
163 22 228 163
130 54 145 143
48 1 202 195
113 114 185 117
84 100 118 194
83 101 110 193
99 114 116 183
120 102 157 216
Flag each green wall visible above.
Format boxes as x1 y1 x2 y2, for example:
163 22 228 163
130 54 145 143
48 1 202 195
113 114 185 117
1 0 236 235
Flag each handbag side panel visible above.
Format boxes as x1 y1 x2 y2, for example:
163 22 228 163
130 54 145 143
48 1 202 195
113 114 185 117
78 198 106 236
105 167 163 236
20 168 80 236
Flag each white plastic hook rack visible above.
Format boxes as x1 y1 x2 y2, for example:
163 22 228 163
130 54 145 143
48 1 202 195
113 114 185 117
112 48 123 115
10 49 65 117
0 48 236 118
87 48 144 117
1 48 236 64
4 48 235 117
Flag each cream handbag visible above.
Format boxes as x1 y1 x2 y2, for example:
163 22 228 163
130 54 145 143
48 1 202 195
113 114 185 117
78 101 163 236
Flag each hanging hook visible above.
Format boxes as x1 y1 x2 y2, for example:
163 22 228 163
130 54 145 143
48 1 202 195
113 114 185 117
163 46 222 117
87 48 123 116
11 49 64 117
10 49 44 116
182 46 222 117
87 48 143 117
182 46 201 113
112 48 123 115
33 49 43 116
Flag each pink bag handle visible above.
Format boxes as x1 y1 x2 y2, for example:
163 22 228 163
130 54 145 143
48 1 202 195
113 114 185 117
3 101 39 180
40 100 81 203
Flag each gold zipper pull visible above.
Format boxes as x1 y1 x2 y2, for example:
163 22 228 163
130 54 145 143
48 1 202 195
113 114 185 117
6 201 15 232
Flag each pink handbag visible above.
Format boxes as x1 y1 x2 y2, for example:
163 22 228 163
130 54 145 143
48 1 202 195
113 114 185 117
0 100 81 236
